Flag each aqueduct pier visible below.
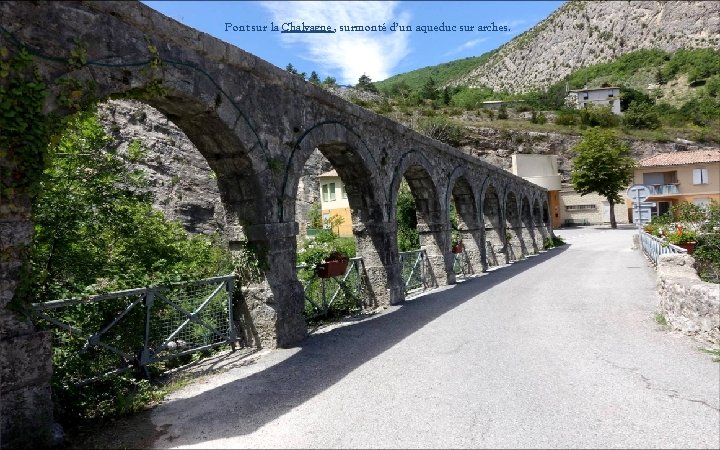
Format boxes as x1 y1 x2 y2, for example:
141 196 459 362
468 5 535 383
0 2 550 446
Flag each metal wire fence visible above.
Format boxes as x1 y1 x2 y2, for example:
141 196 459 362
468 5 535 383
399 249 431 293
297 257 369 321
31 275 236 385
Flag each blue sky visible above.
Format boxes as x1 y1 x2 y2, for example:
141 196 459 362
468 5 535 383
143 1 565 85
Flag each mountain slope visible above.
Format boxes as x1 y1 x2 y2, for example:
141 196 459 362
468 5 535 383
453 0 720 93
375 51 494 92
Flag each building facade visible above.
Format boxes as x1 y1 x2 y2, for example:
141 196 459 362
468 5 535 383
318 169 353 237
566 86 622 115
629 150 720 218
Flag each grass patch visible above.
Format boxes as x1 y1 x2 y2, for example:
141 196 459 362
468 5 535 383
699 347 720 363
654 312 668 327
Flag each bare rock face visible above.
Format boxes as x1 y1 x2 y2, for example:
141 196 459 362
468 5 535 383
455 1 720 93
97 100 227 236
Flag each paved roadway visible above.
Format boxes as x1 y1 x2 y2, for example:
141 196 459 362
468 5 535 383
84 226 720 449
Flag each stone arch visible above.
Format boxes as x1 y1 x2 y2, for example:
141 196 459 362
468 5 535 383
504 190 526 261
481 181 504 267
533 197 549 243
284 121 400 307
390 151 454 287
446 168 483 274
521 195 538 254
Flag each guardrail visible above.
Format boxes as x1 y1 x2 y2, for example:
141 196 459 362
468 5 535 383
31 275 237 385
297 257 369 320
638 230 687 266
399 249 432 293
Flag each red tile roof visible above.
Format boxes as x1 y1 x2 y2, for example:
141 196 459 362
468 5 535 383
639 150 720 167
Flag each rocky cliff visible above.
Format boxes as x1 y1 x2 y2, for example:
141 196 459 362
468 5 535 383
455 1 720 93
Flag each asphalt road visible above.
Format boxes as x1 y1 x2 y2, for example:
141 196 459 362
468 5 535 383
83 226 720 449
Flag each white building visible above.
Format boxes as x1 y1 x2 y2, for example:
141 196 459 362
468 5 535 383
566 86 622 115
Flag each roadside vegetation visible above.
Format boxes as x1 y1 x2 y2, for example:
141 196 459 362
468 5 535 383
16 109 235 426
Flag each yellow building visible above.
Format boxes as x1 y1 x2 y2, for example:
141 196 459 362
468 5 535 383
631 150 720 218
318 169 353 237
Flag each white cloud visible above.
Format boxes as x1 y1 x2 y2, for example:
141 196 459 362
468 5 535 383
444 37 488 57
260 1 411 84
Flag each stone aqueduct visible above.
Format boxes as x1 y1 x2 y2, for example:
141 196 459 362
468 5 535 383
0 1 551 446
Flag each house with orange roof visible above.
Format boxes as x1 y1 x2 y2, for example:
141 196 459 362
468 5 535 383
629 149 720 219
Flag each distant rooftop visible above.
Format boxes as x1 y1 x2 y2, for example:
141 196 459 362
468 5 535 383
639 150 720 167
319 169 339 177
568 86 620 92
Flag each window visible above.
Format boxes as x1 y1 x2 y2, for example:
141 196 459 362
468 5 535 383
322 213 330 229
566 204 596 211
341 184 347 199
693 198 711 208
693 168 709 185
321 184 329 202
328 182 336 201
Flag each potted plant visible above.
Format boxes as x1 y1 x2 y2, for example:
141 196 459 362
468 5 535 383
315 250 349 278
667 229 698 254
451 229 463 254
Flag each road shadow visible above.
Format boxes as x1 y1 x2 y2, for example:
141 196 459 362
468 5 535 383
75 246 569 448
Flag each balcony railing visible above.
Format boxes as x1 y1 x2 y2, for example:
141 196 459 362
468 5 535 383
647 184 680 196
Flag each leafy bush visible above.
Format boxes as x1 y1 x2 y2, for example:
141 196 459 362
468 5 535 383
417 116 466 147
694 232 720 283
530 111 547 124
396 181 420 251
555 109 579 126
623 102 661 129
579 104 619 128
22 109 235 425
543 235 566 249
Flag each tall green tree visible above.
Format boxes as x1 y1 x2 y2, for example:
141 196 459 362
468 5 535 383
308 71 321 85
570 129 636 229
356 73 378 93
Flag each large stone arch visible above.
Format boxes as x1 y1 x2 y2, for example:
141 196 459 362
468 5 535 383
521 195 539 254
389 151 454 287
533 197 550 243
481 180 505 267
446 167 484 274
504 190 526 261
282 121 401 306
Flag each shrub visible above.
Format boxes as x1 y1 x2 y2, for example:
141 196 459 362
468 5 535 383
555 109 579 126
530 111 547 124
623 102 661 129
694 232 720 283
579 104 619 128
417 116 466 147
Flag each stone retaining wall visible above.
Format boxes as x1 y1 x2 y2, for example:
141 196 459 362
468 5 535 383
657 254 720 345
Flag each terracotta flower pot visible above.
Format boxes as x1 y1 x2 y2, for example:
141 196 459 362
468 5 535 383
315 258 349 278
677 242 696 255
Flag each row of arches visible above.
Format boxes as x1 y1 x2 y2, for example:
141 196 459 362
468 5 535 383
0 4 553 445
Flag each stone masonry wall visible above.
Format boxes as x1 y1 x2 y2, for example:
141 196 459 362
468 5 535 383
657 253 720 345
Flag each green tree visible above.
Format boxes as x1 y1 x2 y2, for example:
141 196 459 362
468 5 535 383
285 63 298 74
308 71 321 84
322 76 337 87
25 109 233 302
396 180 420 251
570 129 636 229
622 101 660 129
419 77 438 101
356 73 378 93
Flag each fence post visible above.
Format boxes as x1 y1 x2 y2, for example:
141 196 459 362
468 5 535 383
140 289 154 379
226 278 237 350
